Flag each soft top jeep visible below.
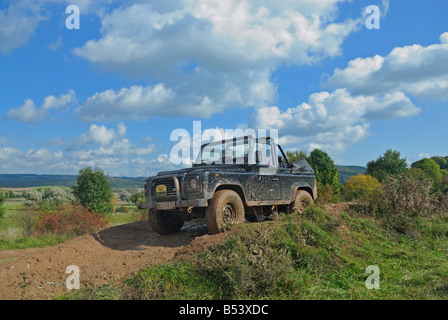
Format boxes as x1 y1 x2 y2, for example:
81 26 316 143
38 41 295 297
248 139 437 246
140 135 317 234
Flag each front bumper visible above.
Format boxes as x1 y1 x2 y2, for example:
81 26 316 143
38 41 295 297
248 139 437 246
139 198 208 210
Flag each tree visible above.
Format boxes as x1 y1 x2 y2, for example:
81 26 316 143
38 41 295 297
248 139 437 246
308 149 340 193
286 150 309 164
72 167 113 215
366 149 408 182
411 158 442 185
111 195 119 213
130 192 145 206
431 156 448 170
119 189 131 202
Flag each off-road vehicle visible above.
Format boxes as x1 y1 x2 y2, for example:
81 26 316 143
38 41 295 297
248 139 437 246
139 135 317 234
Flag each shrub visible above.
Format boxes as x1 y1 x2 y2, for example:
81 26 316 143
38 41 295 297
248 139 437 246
433 192 448 213
0 191 5 218
192 224 294 298
24 187 74 211
381 172 433 217
343 174 382 201
34 204 108 237
11 208 38 237
315 182 339 205
115 206 128 213
357 171 437 219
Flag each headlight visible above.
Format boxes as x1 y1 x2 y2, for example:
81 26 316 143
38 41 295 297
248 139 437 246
189 178 198 190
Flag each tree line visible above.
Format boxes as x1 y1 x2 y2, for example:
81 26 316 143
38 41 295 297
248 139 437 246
286 148 448 202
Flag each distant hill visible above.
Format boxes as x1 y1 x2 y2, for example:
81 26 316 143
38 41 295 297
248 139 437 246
0 174 145 189
2 167 365 189
336 165 367 183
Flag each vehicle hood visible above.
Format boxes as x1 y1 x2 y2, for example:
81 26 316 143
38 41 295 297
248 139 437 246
154 165 247 177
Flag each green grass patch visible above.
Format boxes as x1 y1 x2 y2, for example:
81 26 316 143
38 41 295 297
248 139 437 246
0 233 72 250
108 211 144 226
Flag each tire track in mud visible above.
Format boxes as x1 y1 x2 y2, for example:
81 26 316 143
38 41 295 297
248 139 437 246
0 219 228 300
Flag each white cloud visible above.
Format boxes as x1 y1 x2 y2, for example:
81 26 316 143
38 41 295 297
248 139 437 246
92 139 155 157
48 35 63 51
327 32 448 99
128 154 180 177
257 31 448 156
74 1 358 74
0 146 72 173
6 90 77 123
0 121 164 176
249 89 419 154
76 84 176 121
43 122 159 175
81 123 123 146
73 0 361 121
0 0 120 55
0 1 45 54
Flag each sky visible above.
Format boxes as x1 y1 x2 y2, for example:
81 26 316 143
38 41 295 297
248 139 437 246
0 0 447 177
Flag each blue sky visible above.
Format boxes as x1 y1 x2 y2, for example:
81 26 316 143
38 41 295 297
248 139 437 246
1 0 447 177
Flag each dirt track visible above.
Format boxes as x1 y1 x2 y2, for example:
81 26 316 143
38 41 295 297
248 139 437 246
0 219 228 300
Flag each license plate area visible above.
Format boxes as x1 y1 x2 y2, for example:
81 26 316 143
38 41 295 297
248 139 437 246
156 201 176 210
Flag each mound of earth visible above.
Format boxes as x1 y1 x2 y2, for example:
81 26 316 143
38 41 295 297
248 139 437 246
0 219 228 300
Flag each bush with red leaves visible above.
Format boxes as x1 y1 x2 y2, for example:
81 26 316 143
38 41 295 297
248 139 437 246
34 204 108 236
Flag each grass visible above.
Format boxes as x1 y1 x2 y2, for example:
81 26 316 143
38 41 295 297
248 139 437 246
62 204 448 300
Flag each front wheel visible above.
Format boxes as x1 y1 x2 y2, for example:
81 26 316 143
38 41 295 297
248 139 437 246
148 210 184 234
205 190 245 234
291 190 314 213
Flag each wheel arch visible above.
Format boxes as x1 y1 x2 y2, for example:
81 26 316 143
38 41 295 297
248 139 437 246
214 184 247 205
290 183 315 202
208 178 247 205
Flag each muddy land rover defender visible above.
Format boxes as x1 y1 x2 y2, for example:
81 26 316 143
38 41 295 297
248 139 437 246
139 136 317 235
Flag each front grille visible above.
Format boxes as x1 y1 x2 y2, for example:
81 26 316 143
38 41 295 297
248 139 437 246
151 176 185 199
152 177 177 197
178 178 184 197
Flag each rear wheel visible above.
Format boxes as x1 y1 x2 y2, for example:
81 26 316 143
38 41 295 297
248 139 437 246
148 210 184 234
206 190 245 234
291 190 314 213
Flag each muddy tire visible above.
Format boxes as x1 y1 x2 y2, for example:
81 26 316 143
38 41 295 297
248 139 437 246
291 190 314 213
206 190 245 234
148 210 184 234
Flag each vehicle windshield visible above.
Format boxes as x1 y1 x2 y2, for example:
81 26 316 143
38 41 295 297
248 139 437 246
197 137 251 165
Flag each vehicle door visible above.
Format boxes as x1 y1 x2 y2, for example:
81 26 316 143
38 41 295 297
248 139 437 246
246 140 281 201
